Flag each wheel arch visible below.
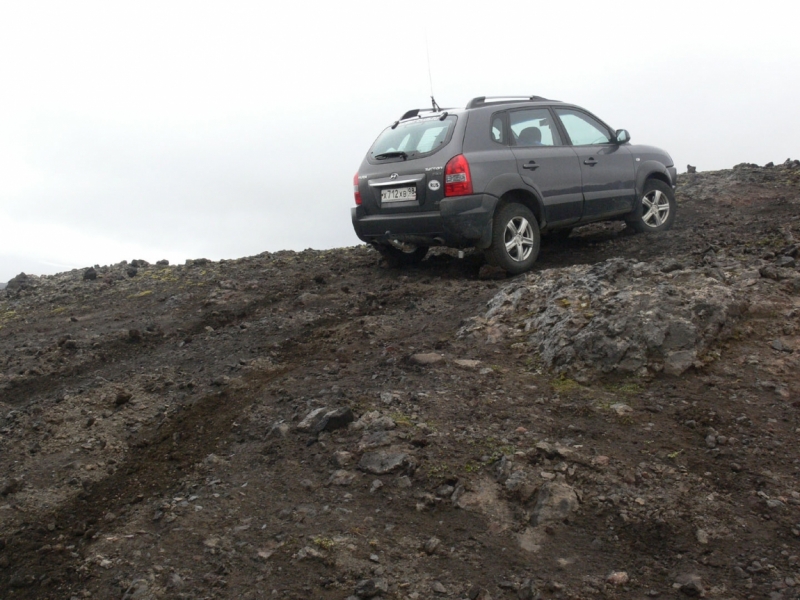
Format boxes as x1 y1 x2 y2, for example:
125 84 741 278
646 171 672 189
484 172 547 227
635 162 671 197
496 188 546 229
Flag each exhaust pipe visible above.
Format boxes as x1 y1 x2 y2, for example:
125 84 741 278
387 238 416 252
384 234 445 250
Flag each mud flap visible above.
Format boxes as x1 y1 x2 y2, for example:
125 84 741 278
440 194 498 249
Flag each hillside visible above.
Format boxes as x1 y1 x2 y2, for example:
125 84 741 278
1 161 800 600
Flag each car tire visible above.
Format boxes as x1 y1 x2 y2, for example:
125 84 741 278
485 203 540 275
628 179 676 233
376 244 429 267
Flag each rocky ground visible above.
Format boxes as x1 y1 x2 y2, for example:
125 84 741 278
1 161 800 600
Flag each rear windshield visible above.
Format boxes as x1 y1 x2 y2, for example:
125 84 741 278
369 115 457 161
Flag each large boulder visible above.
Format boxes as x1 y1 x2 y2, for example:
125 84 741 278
358 450 410 475
5 272 32 291
530 481 579 526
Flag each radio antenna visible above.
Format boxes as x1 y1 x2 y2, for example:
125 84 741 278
424 28 440 112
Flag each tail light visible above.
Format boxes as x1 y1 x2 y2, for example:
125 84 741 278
353 173 362 205
444 154 472 196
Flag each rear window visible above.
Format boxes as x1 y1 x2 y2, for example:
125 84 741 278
369 116 457 161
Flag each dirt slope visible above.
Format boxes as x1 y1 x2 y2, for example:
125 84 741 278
1 162 800 600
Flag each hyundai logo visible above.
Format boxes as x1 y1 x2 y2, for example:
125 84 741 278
390 173 399 180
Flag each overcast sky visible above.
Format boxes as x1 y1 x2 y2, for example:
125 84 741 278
1 1 799 282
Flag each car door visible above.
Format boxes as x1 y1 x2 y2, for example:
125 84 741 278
505 108 583 226
554 107 636 220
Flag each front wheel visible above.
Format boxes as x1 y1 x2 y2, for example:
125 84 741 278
485 202 540 275
628 179 676 233
376 244 429 267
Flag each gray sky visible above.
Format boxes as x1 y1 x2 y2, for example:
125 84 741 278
1 0 799 282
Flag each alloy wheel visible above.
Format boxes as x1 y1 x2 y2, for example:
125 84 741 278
641 189 670 227
504 216 535 262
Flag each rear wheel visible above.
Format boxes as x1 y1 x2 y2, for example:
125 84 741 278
376 244 429 267
485 203 540 275
627 179 676 233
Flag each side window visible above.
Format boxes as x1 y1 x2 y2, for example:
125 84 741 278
555 108 612 145
491 115 504 144
508 109 561 147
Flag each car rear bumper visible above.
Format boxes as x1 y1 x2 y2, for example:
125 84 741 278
351 193 498 249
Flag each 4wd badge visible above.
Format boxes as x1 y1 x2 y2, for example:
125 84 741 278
428 180 441 191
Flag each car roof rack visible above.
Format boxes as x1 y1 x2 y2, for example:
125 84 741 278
465 95 550 109
398 107 454 121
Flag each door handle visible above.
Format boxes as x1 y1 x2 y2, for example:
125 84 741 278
523 161 539 170
583 158 598 166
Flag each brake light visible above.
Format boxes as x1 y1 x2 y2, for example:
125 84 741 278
444 154 472 196
353 173 362 205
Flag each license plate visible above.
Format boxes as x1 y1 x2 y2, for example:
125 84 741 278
381 186 416 203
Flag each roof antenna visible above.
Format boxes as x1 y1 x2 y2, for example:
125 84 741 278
425 27 440 112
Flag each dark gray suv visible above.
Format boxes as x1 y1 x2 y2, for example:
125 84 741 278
352 96 677 274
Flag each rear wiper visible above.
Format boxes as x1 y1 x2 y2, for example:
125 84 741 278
374 151 408 161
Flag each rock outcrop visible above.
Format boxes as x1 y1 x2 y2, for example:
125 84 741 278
461 257 751 377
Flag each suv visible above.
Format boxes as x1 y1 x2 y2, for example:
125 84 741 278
351 96 677 274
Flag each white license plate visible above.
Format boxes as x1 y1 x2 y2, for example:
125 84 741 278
381 186 416 203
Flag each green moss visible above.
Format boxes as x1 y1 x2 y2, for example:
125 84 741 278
390 412 413 427
604 381 643 395
312 536 335 550
466 437 518 466
427 462 450 477
551 375 584 394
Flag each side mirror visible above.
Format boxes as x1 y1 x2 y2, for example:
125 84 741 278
615 129 631 144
